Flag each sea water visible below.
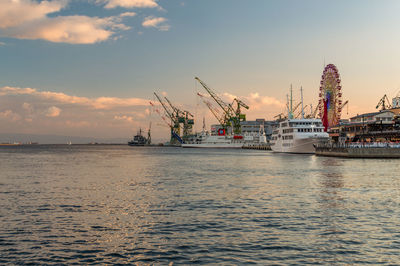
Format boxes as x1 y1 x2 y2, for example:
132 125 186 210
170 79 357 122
1 145 399 264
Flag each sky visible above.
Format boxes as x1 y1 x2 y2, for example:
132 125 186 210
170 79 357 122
1 0 400 142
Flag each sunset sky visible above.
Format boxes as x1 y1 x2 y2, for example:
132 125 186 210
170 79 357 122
1 0 400 142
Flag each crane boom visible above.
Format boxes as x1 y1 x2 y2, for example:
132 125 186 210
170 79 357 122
195 77 231 117
164 97 179 114
295 105 308 118
340 100 349 114
291 102 302 114
149 101 172 127
197 93 225 125
311 102 321 118
376 94 392 111
234 98 249 110
154 92 175 122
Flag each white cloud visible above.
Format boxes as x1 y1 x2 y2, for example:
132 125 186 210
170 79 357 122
119 12 136 17
0 86 149 109
0 0 67 28
218 91 284 110
4 15 130 44
114 115 134 123
22 102 34 113
102 0 158 9
246 92 285 108
46 106 61 117
0 110 21 121
142 16 169 31
0 85 152 138
0 0 131 44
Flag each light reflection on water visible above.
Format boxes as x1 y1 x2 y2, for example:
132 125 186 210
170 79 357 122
0 145 399 264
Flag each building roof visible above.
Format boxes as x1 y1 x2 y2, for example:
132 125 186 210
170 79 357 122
350 110 393 120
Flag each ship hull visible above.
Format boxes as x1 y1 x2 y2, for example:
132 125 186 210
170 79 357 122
270 118 329 154
181 143 243 148
271 137 327 154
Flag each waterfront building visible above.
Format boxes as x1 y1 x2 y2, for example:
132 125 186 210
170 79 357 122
330 110 400 142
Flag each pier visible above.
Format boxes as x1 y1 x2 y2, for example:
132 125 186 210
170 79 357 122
315 143 400 158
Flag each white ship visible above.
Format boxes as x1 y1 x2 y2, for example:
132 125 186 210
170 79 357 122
181 130 245 148
270 86 329 153
270 118 328 153
181 121 268 149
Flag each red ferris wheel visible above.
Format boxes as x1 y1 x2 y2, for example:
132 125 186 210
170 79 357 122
318 64 342 131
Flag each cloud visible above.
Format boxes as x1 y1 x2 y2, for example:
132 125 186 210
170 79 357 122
142 16 169 31
246 92 285 109
219 91 284 110
0 110 21 122
0 0 67 28
6 15 130 44
0 86 149 109
46 106 61 117
114 115 134 123
119 12 136 17
0 0 131 44
101 0 158 9
0 85 152 138
22 102 34 112
0 86 36 95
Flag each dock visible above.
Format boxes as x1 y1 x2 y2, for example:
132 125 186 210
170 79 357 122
315 143 400 158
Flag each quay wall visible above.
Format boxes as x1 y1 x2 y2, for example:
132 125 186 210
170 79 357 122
316 146 400 158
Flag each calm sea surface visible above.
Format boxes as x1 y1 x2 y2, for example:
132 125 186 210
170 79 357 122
1 145 399 264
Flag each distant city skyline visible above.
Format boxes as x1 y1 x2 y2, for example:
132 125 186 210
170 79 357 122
1 0 400 141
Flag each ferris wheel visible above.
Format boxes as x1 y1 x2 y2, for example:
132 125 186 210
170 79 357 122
318 64 342 130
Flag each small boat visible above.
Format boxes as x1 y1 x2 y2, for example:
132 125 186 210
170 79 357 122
128 128 150 146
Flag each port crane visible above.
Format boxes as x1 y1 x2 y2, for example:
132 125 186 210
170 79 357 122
376 94 392 111
339 100 349 115
195 77 249 134
153 92 183 144
308 102 321 118
164 96 194 141
295 105 308 119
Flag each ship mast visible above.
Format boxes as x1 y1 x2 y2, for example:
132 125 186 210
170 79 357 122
286 94 290 119
288 84 294 119
300 86 304 119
